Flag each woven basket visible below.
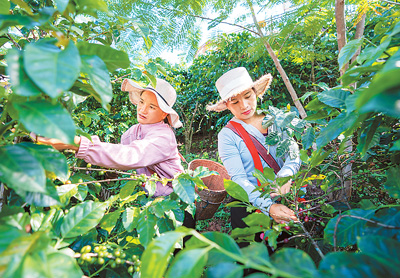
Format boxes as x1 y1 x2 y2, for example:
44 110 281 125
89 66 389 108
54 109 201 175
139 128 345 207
188 159 230 220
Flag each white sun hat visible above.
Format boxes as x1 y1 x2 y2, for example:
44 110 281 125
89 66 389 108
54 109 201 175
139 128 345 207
207 67 273 112
121 78 182 128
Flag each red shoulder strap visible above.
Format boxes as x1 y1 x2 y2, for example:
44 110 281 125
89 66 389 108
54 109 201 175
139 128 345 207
226 121 281 175
229 121 263 187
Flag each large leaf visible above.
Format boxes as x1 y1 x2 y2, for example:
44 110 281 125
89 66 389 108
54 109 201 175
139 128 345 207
316 112 358 148
77 42 130 72
24 41 81 98
357 117 381 157
56 183 79 206
0 0 10 14
0 232 50 278
23 179 60 207
20 143 68 180
0 144 46 194
46 252 83 278
172 175 196 203
0 225 25 253
141 229 189 278
319 252 395 278
301 127 315 150
205 262 244 278
358 235 400 274
60 201 107 239
241 243 270 267
364 207 400 239
166 248 208 278
136 209 157 247
81 55 113 107
356 44 399 108
13 100 76 144
338 38 363 70
270 248 317 278
122 207 140 232
360 91 400 118
224 180 249 203
6 49 42 97
99 209 121 233
385 166 400 199
324 209 376 247
317 89 350 109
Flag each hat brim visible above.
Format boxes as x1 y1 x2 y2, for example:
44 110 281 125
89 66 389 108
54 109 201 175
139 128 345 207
207 73 273 112
121 79 182 128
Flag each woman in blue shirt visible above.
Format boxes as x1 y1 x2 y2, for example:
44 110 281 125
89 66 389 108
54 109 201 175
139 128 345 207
207 67 301 233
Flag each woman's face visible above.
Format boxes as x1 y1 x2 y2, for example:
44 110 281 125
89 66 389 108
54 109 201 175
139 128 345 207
225 89 257 122
137 90 168 125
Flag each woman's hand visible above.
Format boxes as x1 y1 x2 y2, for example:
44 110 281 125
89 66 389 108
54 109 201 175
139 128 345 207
30 132 81 151
270 179 292 198
269 203 297 223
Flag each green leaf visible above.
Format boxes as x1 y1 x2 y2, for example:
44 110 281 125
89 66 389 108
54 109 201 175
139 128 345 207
56 183 78 206
224 180 249 203
81 55 113 107
301 127 315 150
265 131 279 145
276 138 291 158
141 229 189 278
137 209 157 247
253 169 269 185
6 48 42 97
324 209 376 247
309 149 333 168
241 243 270 266
243 213 270 228
360 91 400 118
60 201 107 239
46 252 83 278
23 179 60 207
275 111 296 128
338 38 363 70
271 248 317 278
20 143 68 180
172 175 196 204
0 225 25 253
145 62 158 76
24 41 81 98
0 14 41 31
316 112 358 148
0 0 10 14
384 166 400 199
77 42 130 72
321 204 337 214
357 118 381 157
319 252 395 278
99 209 121 233
317 89 350 109
0 144 46 194
122 207 140 232
0 232 49 278
120 180 139 199
358 235 400 273
166 248 208 278
13 100 76 144
10 0 33 15
205 262 244 278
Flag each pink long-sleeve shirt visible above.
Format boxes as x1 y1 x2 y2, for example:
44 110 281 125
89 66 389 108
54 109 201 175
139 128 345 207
76 122 184 197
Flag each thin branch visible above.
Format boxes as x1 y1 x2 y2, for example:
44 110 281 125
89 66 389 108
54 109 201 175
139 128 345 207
296 215 325 259
6 34 21 50
149 3 259 36
380 0 400 5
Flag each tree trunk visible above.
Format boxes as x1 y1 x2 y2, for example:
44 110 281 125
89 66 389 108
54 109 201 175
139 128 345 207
335 0 348 76
351 13 366 64
246 0 307 120
334 0 354 200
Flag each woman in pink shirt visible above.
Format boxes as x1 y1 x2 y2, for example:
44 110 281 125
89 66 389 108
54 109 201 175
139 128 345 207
35 78 184 197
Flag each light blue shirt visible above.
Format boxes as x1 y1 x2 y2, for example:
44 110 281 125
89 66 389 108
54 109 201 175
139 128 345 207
218 118 301 215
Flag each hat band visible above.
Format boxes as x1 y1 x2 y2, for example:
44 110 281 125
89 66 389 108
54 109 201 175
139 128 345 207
145 87 170 106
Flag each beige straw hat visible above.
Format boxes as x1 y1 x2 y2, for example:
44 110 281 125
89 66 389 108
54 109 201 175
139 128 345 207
121 78 182 128
207 67 273 112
